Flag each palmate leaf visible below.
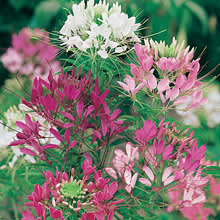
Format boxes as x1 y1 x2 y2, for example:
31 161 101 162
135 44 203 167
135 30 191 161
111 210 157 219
202 166 220 178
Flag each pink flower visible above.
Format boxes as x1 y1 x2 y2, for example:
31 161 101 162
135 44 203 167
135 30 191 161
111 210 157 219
22 210 38 220
82 156 96 176
49 207 65 220
129 39 207 109
118 75 144 98
1 48 23 73
124 169 138 193
180 204 211 220
112 142 139 177
1 27 60 80
92 182 123 219
139 166 154 187
136 120 156 145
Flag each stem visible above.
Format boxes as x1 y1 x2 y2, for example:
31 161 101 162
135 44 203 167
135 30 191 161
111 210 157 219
12 199 18 220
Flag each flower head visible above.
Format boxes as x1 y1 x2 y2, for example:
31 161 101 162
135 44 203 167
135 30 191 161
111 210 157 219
60 0 140 58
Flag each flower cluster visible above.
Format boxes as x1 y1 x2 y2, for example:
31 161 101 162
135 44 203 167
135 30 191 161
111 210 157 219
118 38 207 110
1 28 60 80
10 67 125 161
60 0 140 58
22 155 123 220
105 119 211 218
0 104 60 167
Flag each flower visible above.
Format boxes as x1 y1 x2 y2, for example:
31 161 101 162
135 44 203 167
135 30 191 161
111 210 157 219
59 0 140 58
118 75 144 99
126 38 207 110
1 27 60 80
10 67 125 161
23 155 123 219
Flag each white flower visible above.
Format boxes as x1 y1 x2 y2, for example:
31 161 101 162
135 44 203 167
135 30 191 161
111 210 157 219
0 121 16 148
3 104 60 167
105 12 139 40
97 49 108 59
59 0 140 58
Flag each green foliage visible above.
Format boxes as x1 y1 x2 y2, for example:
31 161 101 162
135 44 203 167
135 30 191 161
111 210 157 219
31 0 61 28
203 166 220 179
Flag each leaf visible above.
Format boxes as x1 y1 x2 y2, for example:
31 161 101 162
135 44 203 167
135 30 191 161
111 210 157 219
9 0 28 10
31 0 60 28
185 1 208 35
202 166 220 178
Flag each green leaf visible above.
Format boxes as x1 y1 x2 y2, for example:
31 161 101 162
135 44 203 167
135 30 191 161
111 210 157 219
9 0 28 10
202 166 220 178
31 0 60 28
185 1 208 35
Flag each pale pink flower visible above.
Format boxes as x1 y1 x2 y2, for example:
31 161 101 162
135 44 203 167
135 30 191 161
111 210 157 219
128 39 207 110
162 167 175 186
124 169 138 193
139 166 174 187
112 142 139 177
139 166 154 187
118 75 144 98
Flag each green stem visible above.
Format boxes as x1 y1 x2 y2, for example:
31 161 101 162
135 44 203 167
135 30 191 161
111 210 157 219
12 199 18 219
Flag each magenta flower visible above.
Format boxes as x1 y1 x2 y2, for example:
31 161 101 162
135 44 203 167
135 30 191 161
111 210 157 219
10 67 125 162
136 120 157 145
49 207 65 220
22 210 41 220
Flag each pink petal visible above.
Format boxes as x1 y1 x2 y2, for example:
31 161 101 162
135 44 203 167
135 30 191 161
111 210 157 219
164 176 175 186
50 128 63 143
139 177 151 186
158 78 170 93
162 167 173 183
147 74 157 91
169 87 179 101
117 82 129 92
143 166 154 182
43 144 61 149
124 75 135 90
126 142 133 159
76 100 84 118
131 173 138 188
124 167 132 185
173 96 188 105
64 128 71 144
105 168 117 179
157 140 164 155
20 148 37 156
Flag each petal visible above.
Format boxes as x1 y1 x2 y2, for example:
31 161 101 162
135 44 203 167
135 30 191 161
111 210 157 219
158 78 170 93
143 166 154 182
124 167 132 185
139 178 151 186
162 167 173 183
